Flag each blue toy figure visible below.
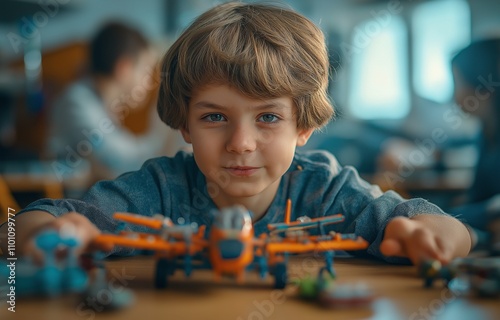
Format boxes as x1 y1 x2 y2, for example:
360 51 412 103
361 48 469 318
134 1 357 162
0 228 88 297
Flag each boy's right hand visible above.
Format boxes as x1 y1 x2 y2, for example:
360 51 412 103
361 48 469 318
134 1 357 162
21 212 114 259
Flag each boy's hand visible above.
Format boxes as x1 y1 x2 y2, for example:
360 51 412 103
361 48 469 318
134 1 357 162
380 216 459 265
23 212 113 260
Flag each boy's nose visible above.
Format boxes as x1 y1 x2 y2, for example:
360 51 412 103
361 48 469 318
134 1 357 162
226 124 257 154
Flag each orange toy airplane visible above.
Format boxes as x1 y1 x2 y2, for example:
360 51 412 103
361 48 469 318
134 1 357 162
92 199 368 289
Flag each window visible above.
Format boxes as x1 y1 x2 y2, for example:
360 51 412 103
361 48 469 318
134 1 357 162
348 0 471 119
412 0 470 103
349 16 409 119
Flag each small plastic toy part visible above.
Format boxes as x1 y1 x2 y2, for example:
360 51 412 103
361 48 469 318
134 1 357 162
294 267 334 300
294 267 374 308
273 262 288 289
81 267 135 311
420 257 500 298
319 282 374 308
419 260 455 288
0 229 88 297
454 257 500 297
296 275 321 300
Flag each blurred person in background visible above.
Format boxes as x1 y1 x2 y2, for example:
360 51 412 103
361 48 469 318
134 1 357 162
449 38 500 252
376 38 500 252
46 22 186 183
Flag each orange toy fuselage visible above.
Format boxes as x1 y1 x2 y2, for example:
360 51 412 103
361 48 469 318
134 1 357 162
208 214 254 280
209 206 254 280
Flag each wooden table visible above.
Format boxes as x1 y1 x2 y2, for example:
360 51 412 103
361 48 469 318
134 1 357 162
1 255 499 320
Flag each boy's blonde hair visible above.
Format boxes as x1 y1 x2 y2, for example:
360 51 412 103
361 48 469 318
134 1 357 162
157 2 334 130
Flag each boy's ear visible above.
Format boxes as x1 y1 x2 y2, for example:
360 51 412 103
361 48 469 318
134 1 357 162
296 128 315 147
180 127 192 144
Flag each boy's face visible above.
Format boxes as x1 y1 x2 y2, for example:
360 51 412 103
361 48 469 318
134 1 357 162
181 84 313 206
115 49 156 93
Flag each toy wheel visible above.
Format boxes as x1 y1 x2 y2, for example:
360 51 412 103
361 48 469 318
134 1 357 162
155 258 169 289
274 262 287 289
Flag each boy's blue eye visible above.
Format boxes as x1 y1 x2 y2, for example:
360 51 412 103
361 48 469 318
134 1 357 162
258 114 279 123
203 114 226 122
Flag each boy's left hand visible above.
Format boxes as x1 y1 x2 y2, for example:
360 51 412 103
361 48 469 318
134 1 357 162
380 215 464 265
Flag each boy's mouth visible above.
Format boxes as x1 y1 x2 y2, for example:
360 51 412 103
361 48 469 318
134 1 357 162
224 166 260 177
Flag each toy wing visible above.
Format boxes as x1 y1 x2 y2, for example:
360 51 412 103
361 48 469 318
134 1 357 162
267 214 345 232
92 212 207 255
112 212 172 229
93 232 207 256
265 235 369 255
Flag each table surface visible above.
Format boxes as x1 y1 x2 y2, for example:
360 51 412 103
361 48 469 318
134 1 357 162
1 255 499 320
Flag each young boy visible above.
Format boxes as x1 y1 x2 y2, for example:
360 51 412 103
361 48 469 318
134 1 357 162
0 2 471 265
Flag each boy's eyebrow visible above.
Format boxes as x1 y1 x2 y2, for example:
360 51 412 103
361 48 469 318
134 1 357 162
192 101 288 111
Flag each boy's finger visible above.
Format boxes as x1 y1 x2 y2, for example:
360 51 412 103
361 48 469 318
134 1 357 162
405 228 441 265
434 237 453 265
382 227 443 265
380 238 406 257
46 213 101 255
61 215 112 254
385 217 416 237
